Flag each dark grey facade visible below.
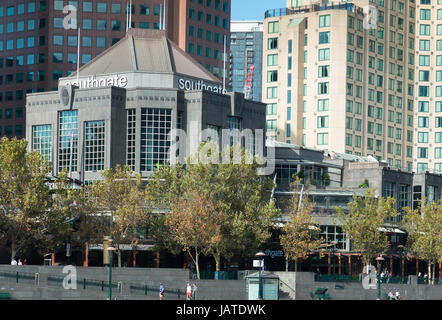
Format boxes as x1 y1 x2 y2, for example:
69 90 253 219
25 31 266 183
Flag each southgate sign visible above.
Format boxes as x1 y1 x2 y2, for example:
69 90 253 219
64 75 128 89
62 74 227 94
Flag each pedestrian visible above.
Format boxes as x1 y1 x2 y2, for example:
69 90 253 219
395 290 401 300
423 273 428 284
192 282 198 300
388 290 394 300
23 259 27 265
17 259 22 266
159 283 165 300
11 258 17 265
186 282 192 300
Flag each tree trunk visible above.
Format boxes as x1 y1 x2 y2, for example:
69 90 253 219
214 252 221 271
117 248 122 268
195 253 200 280
432 263 436 285
294 259 298 273
10 245 16 263
285 256 289 272
428 262 432 285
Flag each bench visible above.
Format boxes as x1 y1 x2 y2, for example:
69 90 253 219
0 292 11 300
311 287 331 300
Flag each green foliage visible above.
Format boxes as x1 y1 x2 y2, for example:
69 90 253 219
89 165 151 266
147 142 280 271
0 137 52 260
358 179 370 188
280 176 324 269
402 199 442 284
337 188 397 265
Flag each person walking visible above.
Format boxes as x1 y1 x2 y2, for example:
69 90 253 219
388 290 394 300
18 259 22 266
159 283 165 300
395 290 401 300
11 258 17 265
192 283 198 300
186 283 192 300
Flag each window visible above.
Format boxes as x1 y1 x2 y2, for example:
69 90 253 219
317 133 328 145
317 116 329 128
319 32 330 44
84 121 105 172
266 119 276 131
267 87 277 99
58 111 78 172
268 38 278 50
97 2 107 13
33 125 52 163
319 15 330 27
140 108 172 172
318 99 329 112
319 48 330 61
318 65 329 78
268 21 279 34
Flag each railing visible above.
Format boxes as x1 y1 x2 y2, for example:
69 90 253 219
315 274 361 282
0 271 38 284
198 271 239 280
130 284 183 299
265 2 363 19
47 275 121 292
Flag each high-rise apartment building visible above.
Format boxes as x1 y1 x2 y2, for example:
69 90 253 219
263 0 415 172
414 0 442 174
0 0 230 138
230 20 263 102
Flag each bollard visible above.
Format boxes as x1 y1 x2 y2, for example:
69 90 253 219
118 282 123 294
16 272 19 283
35 273 39 286
83 278 86 289
144 284 147 295
177 289 180 299
101 280 104 291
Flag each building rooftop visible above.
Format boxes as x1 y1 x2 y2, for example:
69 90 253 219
65 29 221 83
264 2 364 19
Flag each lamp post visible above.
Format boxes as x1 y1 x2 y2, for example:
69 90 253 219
376 256 385 300
330 240 338 276
256 251 265 300
397 245 405 283
107 246 117 300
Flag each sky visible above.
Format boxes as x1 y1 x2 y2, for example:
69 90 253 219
231 0 287 21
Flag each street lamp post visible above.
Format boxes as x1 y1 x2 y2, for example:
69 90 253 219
256 251 265 300
330 240 338 276
376 256 385 300
397 245 405 283
107 247 117 300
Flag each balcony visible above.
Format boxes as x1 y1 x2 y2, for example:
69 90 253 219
265 2 364 19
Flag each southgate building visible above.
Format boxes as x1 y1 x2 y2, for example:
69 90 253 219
25 29 266 184
0 0 231 139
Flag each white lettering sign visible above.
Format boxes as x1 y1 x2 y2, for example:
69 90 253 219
178 78 227 94
64 75 128 89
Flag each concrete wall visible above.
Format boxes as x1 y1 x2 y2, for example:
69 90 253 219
0 265 245 300
293 272 442 300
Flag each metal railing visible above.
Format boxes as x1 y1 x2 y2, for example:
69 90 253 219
0 271 38 284
265 3 364 19
47 275 122 293
314 274 361 282
130 284 183 299
198 271 239 280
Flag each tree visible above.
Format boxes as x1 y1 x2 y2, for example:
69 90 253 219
164 190 221 279
279 176 323 272
148 142 280 271
0 137 52 261
39 170 103 264
337 189 398 266
89 165 151 267
402 199 442 285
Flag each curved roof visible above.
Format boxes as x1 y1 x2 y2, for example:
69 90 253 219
69 29 221 83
